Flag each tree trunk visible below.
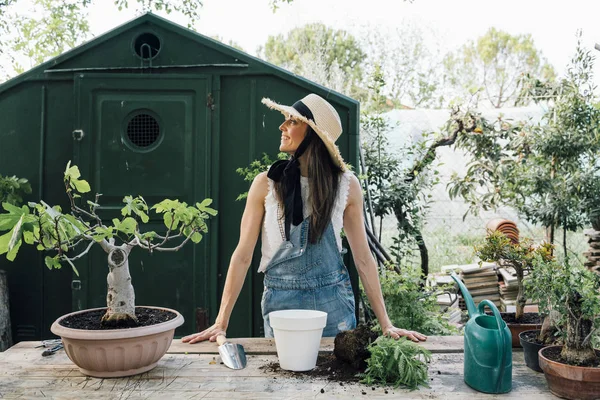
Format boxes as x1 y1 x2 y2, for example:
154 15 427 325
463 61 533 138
101 246 137 327
415 232 429 278
0 270 12 351
515 267 525 321
561 298 597 365
539 309 561 345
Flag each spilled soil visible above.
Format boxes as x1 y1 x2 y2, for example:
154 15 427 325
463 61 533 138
59 307 177 330
259 353 363 383
259 324 381 388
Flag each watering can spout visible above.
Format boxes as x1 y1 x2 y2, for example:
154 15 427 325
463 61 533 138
450 273 477 317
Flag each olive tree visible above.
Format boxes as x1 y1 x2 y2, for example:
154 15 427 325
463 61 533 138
448 38 600 259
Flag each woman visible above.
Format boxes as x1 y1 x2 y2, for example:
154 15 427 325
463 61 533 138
183 94 427 343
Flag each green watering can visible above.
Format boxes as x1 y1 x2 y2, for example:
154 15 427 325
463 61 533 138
451 273 512 394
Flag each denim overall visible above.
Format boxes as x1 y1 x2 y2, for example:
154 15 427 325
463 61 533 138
261 217 357 337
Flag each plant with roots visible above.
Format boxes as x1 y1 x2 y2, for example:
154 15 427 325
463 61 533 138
0 162 217 327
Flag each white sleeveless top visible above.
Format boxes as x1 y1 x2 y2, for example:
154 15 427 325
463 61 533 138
258 170 353 273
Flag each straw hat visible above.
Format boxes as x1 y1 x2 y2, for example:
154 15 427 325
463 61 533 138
261 94 347 171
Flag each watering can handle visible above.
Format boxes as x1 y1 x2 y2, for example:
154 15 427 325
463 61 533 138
477 299 507 392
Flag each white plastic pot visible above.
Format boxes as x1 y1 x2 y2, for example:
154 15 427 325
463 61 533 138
269 309 327 371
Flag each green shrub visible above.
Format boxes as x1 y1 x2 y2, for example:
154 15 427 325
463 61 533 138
377 263 457 335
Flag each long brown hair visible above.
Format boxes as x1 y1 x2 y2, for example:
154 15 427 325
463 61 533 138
274 128 343 243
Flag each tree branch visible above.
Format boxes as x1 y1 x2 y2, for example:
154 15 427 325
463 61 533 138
405 110 476 182
63 240 95 262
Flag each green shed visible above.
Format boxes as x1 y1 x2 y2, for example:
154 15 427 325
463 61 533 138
0 13 360 342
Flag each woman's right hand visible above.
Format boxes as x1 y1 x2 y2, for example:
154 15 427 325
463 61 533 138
181 323 227 344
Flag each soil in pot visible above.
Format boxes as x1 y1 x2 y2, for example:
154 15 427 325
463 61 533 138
487 312 542 347
59 307 177 330
542 346 600 368
497 312 542 325
519 330 545 372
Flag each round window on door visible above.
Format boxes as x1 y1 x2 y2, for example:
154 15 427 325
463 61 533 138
123 110 164 152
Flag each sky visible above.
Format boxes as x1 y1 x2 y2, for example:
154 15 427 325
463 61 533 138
6 0 600 88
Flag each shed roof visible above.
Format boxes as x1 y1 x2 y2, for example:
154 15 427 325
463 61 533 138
0 12 358 109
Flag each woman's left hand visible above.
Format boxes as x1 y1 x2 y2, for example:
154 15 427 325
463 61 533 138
383 325 428 342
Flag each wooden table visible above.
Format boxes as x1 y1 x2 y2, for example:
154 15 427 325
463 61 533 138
0 337 557 399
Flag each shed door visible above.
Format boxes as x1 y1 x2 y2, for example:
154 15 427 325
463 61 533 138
73 74 213 336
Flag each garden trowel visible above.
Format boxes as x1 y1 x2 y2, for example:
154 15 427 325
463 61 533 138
216 335 247 370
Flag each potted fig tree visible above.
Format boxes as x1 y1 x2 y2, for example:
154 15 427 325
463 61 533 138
0 162 217 377
475 231 553 346
532 258 600 399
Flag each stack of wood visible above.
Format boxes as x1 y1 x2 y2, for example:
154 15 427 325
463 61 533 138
441 262 500 310
486 218 519 244
437 292 461 325
497 266 519 312
584 229 600 275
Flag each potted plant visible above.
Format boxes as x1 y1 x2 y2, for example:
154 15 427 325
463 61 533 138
0 162 217 377
519 251 563 372
475 230 553 346
532 258 600 399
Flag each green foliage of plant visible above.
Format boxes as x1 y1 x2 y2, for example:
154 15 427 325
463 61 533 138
6 0 90 74
443 27 555 108
360 336 431 389
448 37 600 259
261 22 365 96
526 257 600 365
377 263 457 336
0 161 217 271
475 231 554 320
0 174 31 206
235 152 288 201
362 68 438 267
1 0 202 79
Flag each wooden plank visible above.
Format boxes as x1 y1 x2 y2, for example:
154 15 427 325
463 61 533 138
6 336 464 355
0 351 553 399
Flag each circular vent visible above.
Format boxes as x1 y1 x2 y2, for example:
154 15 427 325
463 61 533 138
133 32 161 59
126 113 160 148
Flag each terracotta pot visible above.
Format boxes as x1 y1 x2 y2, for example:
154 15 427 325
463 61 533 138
539 345 600 400
51 306 184 378
490 312 541 347
519 330 545 372
485 218 519 243
507 321 542 348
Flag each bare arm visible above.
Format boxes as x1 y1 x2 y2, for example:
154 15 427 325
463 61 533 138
343 174 427 342
182 172 268 343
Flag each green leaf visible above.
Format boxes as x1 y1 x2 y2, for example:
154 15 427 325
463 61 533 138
196 199 218 216
190 231 202 243
44 255 62 271
198 198 213 207
6 239 21 261
113 217 137 235
22 230 35 245
64 162 81 180
8 215 24 253
72 179 91 193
